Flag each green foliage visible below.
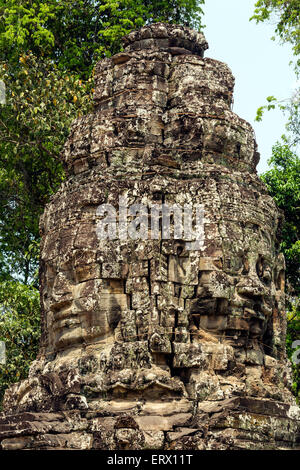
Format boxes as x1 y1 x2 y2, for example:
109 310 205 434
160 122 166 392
0 281 40 408
251 0 300 64
0 54 93 284
255 96 286 121
1 0 205 77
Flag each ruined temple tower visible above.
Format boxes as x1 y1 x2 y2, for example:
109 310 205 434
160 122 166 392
1 24 299 450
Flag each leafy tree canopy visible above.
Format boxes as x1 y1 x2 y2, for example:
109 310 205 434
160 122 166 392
1 0 205 76
0 281 40 407
0 54 93 284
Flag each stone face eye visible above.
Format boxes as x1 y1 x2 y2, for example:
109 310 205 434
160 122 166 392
256 256 264 278
256 256 272 285
276 269 285 291
242 256 250 274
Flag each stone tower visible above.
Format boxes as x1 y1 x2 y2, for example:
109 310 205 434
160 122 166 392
1 23 299 450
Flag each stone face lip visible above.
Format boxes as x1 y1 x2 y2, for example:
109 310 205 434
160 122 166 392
0 22 300 451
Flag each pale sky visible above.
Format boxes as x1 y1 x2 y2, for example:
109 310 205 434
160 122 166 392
202 0 295 173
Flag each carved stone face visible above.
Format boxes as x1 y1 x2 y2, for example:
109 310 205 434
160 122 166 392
44 247 126 353
40 173 285 400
